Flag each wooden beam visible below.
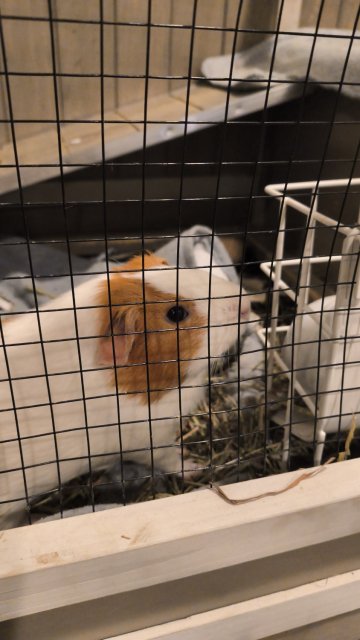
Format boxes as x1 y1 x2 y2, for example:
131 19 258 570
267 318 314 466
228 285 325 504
0 83 304 195
1 458 360 622
109 569 360 640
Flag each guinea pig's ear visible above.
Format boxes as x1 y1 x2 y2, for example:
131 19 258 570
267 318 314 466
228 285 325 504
98 306 140 367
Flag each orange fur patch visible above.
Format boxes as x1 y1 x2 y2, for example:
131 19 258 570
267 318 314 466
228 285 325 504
97 255 205 404
120 253 169 272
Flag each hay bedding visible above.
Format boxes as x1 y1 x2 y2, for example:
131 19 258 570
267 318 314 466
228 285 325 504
30 389 353 523
28 356 314 522
28 354 359 522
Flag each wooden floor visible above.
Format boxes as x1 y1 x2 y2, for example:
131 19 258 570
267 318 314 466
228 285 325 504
0 83 304 195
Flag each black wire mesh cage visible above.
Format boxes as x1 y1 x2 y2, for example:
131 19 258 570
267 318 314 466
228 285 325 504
0 0 359 529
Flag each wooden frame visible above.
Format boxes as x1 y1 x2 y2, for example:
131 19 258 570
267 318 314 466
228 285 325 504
1 458 360 638
0 82 304 195
1 0 358 195
110 569 360 639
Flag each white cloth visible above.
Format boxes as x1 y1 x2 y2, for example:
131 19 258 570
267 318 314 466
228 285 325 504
281 295 360 433
202 29 360 100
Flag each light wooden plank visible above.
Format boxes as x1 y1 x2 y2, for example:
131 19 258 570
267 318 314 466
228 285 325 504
300 0 342 28
0 0 287 172
53 0 117 119
1 459 360 621
145 0 172 100
222 0 242 54
266 609 360 640
182 82 304 130
221 0 278 53
108 569 360 640
171 84 247 125
0 125 62 192
236 0 280 51
169 0 226 94
0 7 56 141
280 0 303 30
180 0 280 92
0 110 137 193
2 533 360 639
0 82 304 194
54 0 103 120
116 88 201 147
0 127 61 166
0 0 48 17
114 0 172 108
117 88 200 125
0 1 49 149
0 13 52 74
175 85 229 111
113 0 147 107
300 0 359 30
337 0 359 29
0 39 9 150
0 97 10 150
61 115 137 164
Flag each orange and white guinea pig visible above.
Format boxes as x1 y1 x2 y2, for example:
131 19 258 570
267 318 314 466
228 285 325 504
0 253 249 528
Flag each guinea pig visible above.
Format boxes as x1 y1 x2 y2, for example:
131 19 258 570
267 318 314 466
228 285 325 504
0 253 250 528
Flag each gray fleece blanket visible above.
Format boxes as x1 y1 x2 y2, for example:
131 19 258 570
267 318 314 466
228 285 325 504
0 225 238 311
202 28 360 99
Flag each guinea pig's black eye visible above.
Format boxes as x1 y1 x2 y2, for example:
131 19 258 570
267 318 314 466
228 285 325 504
166 305 189 323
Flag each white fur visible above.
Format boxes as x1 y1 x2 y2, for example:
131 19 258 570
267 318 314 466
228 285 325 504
0 269 249 528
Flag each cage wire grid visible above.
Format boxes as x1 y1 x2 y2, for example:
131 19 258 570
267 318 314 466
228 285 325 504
0 0 359 526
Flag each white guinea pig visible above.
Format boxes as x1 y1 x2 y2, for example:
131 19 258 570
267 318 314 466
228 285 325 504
0 253 249 528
